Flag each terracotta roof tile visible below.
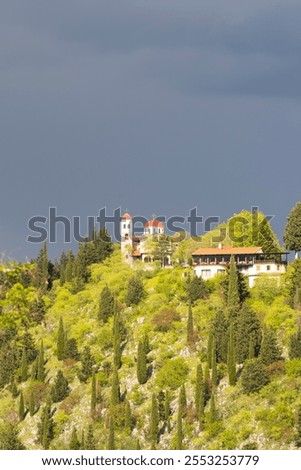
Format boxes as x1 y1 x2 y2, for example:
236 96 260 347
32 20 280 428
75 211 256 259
192 246 263 256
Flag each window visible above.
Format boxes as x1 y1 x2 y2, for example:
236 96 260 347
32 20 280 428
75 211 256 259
201 269 211 279
267 265 271 271
123 224 126 229
128 224 130 229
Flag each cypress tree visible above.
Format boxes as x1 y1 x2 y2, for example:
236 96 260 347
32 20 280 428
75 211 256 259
211 339 217 389
136 439 141 450
0 423 25 450
176 390 184 450
37 341 45 382
20 347 28 382
51 370 70 403
38 397 54 450
284 202 301 258
29 390 35 417
69 427 81 450
85 425 96 450
113 328 122 370
65 338 79 361
78 347 94 383
57 317 65 361
227 324 236 386
260 328 282 365
164 390 171 433
137 340 147 384
212 311 228 363
209 394 217 424
80 430 85 450
111 368 120 406
179 384 187 413
19 391 25 421
143 333 151 354
125 400 133 432
150 393 159 448
248 336 255 359
227 255 240 320
204 364 211 404
207 330 213 369
195 364 204 415
31 357 38 381
187 303 194 345
10 377 18 398
107 418 115 450
295 406 301 447
91 371 96 416
98 286 114 323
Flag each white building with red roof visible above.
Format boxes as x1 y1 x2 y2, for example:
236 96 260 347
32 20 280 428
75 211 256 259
192 244 288 287
120 212 171 265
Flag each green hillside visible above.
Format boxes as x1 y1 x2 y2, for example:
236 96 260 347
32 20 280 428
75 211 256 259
1 236 301 450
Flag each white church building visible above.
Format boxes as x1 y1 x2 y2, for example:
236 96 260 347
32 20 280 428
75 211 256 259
120 212 172 265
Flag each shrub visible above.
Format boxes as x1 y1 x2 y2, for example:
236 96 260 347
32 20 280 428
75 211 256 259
156 358 189 390
241 359 269 394
152 308 180 332
285 359 301 378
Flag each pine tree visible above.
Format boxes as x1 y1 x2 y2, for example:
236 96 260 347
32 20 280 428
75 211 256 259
57 317 65 361
107 418 115 450
78 347 94 383
207 330 213 369
33 242 50 292
20 347 28 382
227 255 240 320
289 327 301 359
125 276 145 306
164 390 171 433
19 391 25 421
241 359 269 394
185 274 207 304
69 427 81 450
91 371 96 416
37 341 45 382
187 303 194 345
227 324 236 386
284 202 301 258
98 286 114 323
38 397 54 450
150 393 158 448
111 368 120 405
85 425 96 450
125 400 133 432
211 339 217 389
176 390 184 450
195 364 204 415
0 423 25 450
260 328 282 365
29 390 35 417
236 304 262 363
51 370 70 403
137 340 147 384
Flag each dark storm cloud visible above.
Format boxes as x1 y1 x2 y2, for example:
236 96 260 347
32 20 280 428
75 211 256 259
0 0 301 260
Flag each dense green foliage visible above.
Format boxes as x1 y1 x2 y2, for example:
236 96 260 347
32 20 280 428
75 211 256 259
284 202 301 256
0 221 301 450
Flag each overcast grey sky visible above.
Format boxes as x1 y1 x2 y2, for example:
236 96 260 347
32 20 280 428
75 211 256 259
1 0 301 260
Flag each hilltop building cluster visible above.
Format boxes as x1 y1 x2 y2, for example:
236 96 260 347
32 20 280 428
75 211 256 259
120 212 288 287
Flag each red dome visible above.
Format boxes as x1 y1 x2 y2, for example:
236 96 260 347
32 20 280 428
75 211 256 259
144 219 164 228
121 212 132 220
